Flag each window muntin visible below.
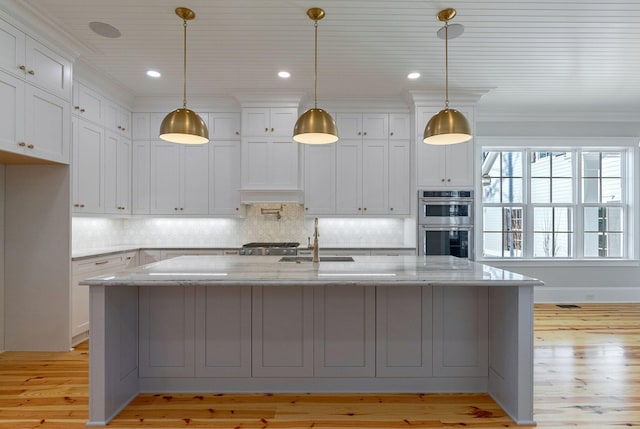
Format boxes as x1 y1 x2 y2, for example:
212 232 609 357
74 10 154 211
482 148 627 259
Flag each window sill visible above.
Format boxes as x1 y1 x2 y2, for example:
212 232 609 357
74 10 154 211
477 258 640 268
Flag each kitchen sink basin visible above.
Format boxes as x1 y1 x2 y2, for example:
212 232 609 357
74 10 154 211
278 256 355 263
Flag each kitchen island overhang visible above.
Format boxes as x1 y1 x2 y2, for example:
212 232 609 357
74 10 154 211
82 255 543 426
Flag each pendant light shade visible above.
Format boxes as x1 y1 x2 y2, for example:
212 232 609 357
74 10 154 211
424 8 471 145
293 8 338 145
159 7 209 144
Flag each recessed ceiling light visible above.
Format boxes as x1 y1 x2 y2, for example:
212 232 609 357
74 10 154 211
146 70 161 78
278 71 291 78
88 21 121 38
408 72 421 80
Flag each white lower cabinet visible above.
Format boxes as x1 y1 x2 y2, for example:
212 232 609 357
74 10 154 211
314 285 375 377
195 286 252 377
71 251 137 344
252 286 314 377
376 286 432 377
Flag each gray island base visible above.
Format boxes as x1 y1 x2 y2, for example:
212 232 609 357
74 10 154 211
81 255 543 426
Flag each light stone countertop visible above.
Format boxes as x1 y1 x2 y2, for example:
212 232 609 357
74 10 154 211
80 255 544 288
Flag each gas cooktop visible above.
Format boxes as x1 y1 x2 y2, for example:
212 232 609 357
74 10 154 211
239 242 300 256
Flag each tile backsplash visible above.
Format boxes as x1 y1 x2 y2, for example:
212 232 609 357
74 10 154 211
73 204 413 250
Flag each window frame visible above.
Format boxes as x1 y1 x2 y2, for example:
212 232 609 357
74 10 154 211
480 147 629 260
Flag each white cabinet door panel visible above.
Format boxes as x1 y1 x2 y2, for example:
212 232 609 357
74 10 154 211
361 139 388 214
252 286 313 377
25 37 71 100
132 140 150 214
389 113 411 140
72 82 103 125
270 138 297 187
376 286 432 377
195 286 251 377
314 285 375 377
335 140 362 214
181 144 209 214
150 142 181 214
388 139 411 215
209 112 240 139
243 138 269 187
210 140 241 214
269 108 296 136
336 113 362 139
25 85 69 163
104 132 131 214
0 72 25 154
303 144 336 215
362 113 388 139
73 117 103 213
0 18 25 77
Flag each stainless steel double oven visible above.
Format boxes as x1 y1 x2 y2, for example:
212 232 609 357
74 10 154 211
417 190 474 259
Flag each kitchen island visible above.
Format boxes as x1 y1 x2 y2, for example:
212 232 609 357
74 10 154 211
81 255 543 426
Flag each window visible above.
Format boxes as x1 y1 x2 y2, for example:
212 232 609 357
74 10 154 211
481 149 627 259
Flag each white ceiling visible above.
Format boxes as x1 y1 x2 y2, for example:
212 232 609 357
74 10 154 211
12 0 640 114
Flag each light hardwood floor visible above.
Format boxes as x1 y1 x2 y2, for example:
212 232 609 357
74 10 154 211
0 303 638 428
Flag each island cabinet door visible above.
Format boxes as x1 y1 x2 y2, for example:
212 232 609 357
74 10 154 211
139 287 196 377
195 286 251 377
376 286 433 377
252 286 314 377
432 286 489 377
313 286 376 377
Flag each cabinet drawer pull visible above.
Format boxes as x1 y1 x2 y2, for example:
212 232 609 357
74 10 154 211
94 260 109 265
224 250 239 255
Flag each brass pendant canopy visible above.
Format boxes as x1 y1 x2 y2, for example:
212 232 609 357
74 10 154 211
424 8 472 145
293 7 338 145
159 7 209 144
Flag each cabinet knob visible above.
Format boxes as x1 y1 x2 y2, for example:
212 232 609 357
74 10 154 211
358 132 362 136
305 207 308 211
358 207 362 211
390 207 394 211
235 131 240 135
447 178 451 182
80 204 85 208
80 108 85 113
122 127 126 131
27 144 34 149
265 128 269 132
363 131 367 136
364 207 367 211
117 126 122 130
174 207 179 211
180 207 184 211
18 142 26 147
28 69 35 75
19 65 26 71
390 132 394 136
271 127 274 132
74 203 79 207
441 178 446 182
235 207 239 211
74 105 80 110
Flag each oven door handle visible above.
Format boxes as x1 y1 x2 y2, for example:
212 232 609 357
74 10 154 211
420 225 473 231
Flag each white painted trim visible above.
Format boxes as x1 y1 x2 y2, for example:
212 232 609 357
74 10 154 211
535 286 640 304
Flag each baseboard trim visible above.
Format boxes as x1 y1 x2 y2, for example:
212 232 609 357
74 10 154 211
535 286 640 303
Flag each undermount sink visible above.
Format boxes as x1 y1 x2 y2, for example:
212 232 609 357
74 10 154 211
278 256 355 263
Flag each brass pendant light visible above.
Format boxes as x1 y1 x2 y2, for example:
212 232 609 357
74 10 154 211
159 7 209 144
293 8 338 145
424 8 472 145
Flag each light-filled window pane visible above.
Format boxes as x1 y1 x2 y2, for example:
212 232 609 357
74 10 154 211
584 207 623 232
483 233 503 257
601 152 622 177
554 208 573 232
582 178 600 203
502 152 523 177
501 178 523 203
601 178 622 202
531 178 550 203
483 207 503 231
483 177 502 203
582 152 601 177
584 232 623 257
531 152 551 176
551 178 573 203
533 207 553 231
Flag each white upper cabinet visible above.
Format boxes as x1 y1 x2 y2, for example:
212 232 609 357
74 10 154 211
132 113 150 140
0 19 72 100
303 143 336 215
72 81 103 125
242 107 296 137
104 131 131 214
72 116 104 214
241 107 299 190
0 71 26 155
150 141 209 215
210 140 242 215
24 84 70 163
131 140 150 215
416 106 475 189
105 100 131 136
209 112 241 139
304 112 410 216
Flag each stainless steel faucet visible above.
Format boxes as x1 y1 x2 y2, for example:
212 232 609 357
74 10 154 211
307 217 320 263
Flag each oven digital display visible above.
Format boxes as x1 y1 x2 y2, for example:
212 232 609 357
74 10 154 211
424 204 469 218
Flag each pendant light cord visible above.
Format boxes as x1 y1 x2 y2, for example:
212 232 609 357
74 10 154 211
182 18 188 109
444 20 449 109
314 19 318 109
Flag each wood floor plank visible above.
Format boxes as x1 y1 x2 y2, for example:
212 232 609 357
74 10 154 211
0 303 638 428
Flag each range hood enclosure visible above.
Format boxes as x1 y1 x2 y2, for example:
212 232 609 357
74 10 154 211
240 189 304 204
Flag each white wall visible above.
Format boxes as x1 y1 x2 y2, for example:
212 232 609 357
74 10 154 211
475 112 640 303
